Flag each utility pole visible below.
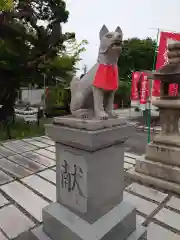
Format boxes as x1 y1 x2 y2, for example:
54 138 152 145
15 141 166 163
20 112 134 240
83 64 87 74
43 74 46 109
148 27 180 34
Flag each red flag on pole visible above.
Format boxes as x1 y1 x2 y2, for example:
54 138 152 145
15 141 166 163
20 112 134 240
131 72 141 101
131 72 141 107
152 31 180 97
140 73 149 106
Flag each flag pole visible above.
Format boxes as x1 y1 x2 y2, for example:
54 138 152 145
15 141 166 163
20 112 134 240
147 28 160 143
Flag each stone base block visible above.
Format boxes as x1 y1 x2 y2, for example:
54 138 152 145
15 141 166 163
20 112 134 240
31 226 52 240
29 202 147 240
153 134 180 147
47 118 135 223
53 116 126 131
127 167 180 195
55 142 124 223
146 142 180 167
152 98 180 108
30 225 146 240
135 155 180 184
46 118 135 152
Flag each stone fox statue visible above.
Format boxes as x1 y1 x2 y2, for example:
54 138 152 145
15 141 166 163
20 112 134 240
70 25 123 119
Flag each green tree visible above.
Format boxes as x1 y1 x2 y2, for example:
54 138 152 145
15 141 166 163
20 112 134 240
118 38 156 82
115 81 131 107
0 0 13 11
115 37 156 107
38 39 88 87
0 0 87 112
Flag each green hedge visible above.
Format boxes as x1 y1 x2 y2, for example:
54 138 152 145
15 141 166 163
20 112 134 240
0 118 52 141
44 86 70 117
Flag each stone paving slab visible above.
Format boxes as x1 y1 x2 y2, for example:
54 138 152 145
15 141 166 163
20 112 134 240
37 169 56 184
154 208 180 231
34 149 55 160
0 158 32 178
1 181 49 222
22 175 56 202
45 146 55 152
22 152 55 167
0 170 13 185
166 196 180 211
123 191 158 215
0 146 15 157
124 156 136 165
125 152 139 160
0 205 34 239
8 155 45 173
23 140 49 148
126 183 168 203
0 193 9 207
124 162 134 170
148 223 180 239
3 142 27 154
33 137 55 145
12 140 37 151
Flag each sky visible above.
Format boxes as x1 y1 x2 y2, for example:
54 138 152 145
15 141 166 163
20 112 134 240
63 0 180 76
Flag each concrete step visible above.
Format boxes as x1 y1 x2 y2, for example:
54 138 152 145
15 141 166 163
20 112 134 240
29 223 147 240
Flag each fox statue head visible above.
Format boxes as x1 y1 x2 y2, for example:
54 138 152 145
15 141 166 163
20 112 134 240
98 25 123 65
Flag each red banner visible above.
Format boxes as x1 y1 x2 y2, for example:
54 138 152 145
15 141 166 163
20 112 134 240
140 72 149 104
131 72 141 100
152 31 180 97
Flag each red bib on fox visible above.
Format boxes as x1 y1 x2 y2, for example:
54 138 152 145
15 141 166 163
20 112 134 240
93 64 119 91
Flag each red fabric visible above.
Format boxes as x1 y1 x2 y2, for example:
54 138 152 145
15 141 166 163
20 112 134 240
131 72 141 100
143 72 150 98
169 83 178 96
93 64 119 90
45 87 49 96
114 104 119 109
140 73 149 104
153 31 180 97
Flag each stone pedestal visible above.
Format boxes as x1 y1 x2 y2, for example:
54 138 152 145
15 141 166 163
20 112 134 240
128 99 180 194
31 117 147 240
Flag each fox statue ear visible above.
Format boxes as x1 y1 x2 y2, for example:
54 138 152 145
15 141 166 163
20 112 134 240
115 26 123 36
99 25 109 39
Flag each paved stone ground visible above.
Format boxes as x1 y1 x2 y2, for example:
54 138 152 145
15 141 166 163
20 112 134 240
0 134 179 239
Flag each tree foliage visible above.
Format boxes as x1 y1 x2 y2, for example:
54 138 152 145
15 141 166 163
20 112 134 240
116 37 156 106
37 39 88 87
118 38 156 82
0 0 87 110
0 0 13 11
115 81 131 107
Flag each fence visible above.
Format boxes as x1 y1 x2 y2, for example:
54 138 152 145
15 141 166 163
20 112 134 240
15 107 38 122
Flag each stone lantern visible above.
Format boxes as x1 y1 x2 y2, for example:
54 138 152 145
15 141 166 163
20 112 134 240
128 41 180 194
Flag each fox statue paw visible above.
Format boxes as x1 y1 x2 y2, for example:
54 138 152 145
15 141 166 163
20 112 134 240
107 111 118 118
96 111 109 120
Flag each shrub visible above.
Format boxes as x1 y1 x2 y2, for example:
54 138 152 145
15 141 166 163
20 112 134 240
45 86 70 117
